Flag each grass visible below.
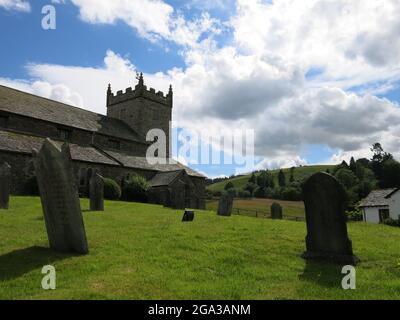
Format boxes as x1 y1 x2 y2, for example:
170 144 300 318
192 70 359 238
206 198 305 219
207 165 334 192
1 196 400 300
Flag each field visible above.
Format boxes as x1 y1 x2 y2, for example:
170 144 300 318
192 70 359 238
1 196 400 300
206 198 305 219
207 165 334 192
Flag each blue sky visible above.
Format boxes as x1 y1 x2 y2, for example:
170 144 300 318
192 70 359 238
1 0 400 178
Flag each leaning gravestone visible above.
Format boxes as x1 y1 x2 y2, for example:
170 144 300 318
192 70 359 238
271 202 283 220
217 194 233 217
89 172 104 211
301 172 358 264
33 138 89 254
0 162 11 209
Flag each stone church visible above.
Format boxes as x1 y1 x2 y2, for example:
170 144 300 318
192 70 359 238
0 75 206 209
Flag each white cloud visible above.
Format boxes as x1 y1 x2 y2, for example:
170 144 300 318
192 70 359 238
69 0 220 47
0 0 30 12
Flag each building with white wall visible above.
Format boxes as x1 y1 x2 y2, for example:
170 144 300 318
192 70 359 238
359 189 400 223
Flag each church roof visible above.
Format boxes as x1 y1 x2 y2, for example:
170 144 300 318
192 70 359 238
0 130 119 166
150 170 185 187
0 85 144 143
0 130 205 178
103 150 205 178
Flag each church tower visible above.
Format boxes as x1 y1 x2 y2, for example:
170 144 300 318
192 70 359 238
106 74 173 158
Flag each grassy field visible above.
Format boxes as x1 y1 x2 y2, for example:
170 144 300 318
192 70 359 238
206 198 305 219
1 196 400 300
207 165 334 192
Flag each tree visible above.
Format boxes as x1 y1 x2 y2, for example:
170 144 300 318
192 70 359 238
370 143 394 184
381 160 400 188
249 173 257 184
278 169 286 188
225 182 234 190
256 171 268 188
244 182 257 196
289 167 295 183
335 168 359 189
349 157 357 173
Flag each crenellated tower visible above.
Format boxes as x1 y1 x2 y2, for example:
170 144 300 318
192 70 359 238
106 73 173 158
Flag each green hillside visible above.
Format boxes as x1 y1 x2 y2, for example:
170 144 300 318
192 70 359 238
1 196 400 300
207 165 335 192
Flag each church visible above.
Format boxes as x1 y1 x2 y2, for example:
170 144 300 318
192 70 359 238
0 75 206 209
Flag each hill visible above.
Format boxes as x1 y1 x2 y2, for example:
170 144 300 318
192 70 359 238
207 165 335 192
1 196 400 300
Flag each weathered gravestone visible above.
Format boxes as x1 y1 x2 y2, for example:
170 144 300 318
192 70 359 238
89 172 104 211
182 210 195 222
271 202 283 220
0 162 11 209
217 194 233 217
33 138 89 254
301 172 358 264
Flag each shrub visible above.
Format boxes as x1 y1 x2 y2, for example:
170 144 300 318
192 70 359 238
103 178 121 200
238 190 251 198
384 218 400 227
254 187 267 198
225 182 235 190
212 190 222 197
24 176 39 195
346 207 364 222
123 175 149 203
244 182 257 196
226 188 237 198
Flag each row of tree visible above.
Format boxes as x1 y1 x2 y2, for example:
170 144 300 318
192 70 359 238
220 143 400 207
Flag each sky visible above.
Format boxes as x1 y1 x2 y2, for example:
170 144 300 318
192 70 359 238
0 0 400 178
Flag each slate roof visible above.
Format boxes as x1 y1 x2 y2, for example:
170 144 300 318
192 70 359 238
0 130 119 166
103 150 205 178
359 189 399 208
0 85 143 143
150 170 184 187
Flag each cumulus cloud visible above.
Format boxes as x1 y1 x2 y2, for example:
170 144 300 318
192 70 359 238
69 0 220 47
0 0 30 12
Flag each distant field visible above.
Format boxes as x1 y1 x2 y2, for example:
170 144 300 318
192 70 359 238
206 198 305 219
207 165 335 192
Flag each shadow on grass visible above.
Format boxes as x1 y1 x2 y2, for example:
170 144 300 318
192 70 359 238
299 259 343 288
0 246 74 282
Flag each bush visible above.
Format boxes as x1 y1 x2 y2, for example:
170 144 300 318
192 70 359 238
225 182 235 190
226 188 238 198
281 187 302 201
238 190 251 198
103 178 121 200
123 175 149 203
384 218 400 227
212 190 222 197
346 207 364 222
24 176 39 195
254 187 267 198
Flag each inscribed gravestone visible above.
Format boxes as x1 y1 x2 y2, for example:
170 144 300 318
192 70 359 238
33 138 89 254
0 162 11 209
271 202 283 219
217 194 233 217
301 172 358 264
90 172 104 211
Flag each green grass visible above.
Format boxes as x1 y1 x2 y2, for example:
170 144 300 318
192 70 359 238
206 198 305 219
207 165 335 192
1 196 400 300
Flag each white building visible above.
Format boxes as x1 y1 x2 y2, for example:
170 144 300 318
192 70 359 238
359 188 400 223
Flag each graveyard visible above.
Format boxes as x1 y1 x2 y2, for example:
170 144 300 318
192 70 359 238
1 196 400 300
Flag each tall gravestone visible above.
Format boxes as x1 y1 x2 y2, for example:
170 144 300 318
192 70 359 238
0 162 11 209
33 138 89 254
271 202 283 219
90 172 104 211
217 194 233 217
301 172 358 264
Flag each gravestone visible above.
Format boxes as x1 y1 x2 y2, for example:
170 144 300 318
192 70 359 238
182 210 195 222
89 172 104 211
33 138 89 254
0 162 11 209
301 172 358 264
217 194 233 217
271 202 283 219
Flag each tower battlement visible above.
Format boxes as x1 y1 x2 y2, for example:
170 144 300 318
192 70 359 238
107 73 172 108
